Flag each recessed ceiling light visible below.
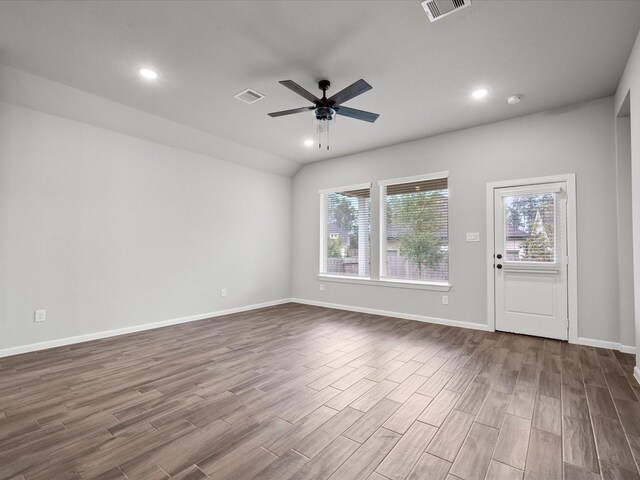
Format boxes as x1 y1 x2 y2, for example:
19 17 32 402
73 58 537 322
137 66 158 80
303 139 314 147
507 94 523 105
471 88 489 99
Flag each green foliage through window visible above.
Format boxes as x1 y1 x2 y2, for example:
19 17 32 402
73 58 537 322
323 190 370 277
384 178 448 282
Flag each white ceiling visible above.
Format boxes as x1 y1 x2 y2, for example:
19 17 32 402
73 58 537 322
0 0 638 169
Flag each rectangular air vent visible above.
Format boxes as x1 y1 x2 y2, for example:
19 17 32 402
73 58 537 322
421 0 470 22
234 89 265 104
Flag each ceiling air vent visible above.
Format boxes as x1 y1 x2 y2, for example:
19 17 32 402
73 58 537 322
421 0 471 22
234 88 265 104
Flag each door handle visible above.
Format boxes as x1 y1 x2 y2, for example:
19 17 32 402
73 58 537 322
496 264 503 269
496 254 502 259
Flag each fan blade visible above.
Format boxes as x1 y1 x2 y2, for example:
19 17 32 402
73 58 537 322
268 107 313 118
328 79 372 105
279 80 320 103
336 106 379 123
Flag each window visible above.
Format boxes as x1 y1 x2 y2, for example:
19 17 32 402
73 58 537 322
318 174 450 290
320 184 371 278
380 174 448 283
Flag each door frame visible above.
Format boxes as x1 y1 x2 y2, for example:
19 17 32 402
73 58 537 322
486 173 578 343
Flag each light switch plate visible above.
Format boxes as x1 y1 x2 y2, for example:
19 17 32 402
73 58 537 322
466 232 480 242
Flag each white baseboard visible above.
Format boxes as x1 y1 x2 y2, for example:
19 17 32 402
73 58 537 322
575 336 636 355
0 298 292 358
619 345 636 355
4 298 634 359
291 298 492 332
291 299 638 353
634 366 640 386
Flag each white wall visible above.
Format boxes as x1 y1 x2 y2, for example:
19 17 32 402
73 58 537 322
292 97 622 344
0 101 292 352
616 29 640 372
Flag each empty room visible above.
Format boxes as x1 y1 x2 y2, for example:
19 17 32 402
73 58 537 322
2 1 640 479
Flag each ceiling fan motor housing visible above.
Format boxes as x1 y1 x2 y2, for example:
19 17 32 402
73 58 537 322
314 106 335 121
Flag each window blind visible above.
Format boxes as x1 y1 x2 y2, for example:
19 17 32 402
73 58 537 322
382 177 448 282
321 187 371 277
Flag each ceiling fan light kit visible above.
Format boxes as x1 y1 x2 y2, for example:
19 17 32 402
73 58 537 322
268 78 379 151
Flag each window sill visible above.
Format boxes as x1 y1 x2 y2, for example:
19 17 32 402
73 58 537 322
317 274 451 292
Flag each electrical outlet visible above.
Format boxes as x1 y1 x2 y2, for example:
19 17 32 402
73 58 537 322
442 296 449 305
319 283 324 291
221 289 226 297
34 309 46 322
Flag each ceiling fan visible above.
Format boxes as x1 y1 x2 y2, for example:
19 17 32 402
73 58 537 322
268 79 379 150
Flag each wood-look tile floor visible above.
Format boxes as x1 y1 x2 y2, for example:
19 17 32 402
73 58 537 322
1 303 639 480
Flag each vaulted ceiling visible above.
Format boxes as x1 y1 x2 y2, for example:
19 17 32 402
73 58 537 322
0 0 638 173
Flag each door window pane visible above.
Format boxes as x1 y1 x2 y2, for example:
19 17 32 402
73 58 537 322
504 193 556 262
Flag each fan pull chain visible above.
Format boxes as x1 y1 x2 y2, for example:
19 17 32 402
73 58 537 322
326 120 330 151
317 119 328 150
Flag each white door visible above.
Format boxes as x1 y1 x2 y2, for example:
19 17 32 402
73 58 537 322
494 182 568 340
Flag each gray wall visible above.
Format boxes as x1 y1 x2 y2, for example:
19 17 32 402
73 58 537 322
292 97 621 343
616 115 635 349
2 62 635 354
0 101 292 351
616 29 640 371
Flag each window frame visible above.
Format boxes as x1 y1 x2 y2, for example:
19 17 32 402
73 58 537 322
378 171 450 287
317 173 452 292
316 274 451 292
318 182 372 279
498 184 563 267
